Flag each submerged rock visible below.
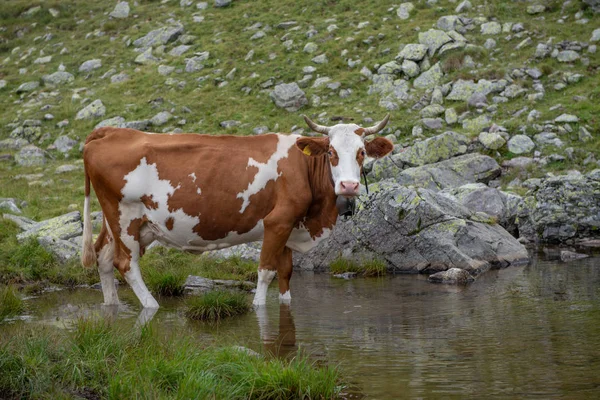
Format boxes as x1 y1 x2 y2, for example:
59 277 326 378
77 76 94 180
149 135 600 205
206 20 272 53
560 250 589 262
428 268 475 284
294 182 528 276
184 275 255 294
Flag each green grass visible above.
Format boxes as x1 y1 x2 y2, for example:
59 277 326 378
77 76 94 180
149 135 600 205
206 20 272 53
0 317 341 399
0 286 24 320
141 247 258 297
185 291 251 321
329 257 387 277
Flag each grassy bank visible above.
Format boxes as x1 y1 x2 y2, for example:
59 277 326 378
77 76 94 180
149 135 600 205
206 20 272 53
329 257 387 277
0 318 341 399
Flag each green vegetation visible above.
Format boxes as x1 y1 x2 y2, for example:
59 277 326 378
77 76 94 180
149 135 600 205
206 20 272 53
0 317 341 399
329 257 387 277
0 286 24 320
185 291 252 321
141 247 258 296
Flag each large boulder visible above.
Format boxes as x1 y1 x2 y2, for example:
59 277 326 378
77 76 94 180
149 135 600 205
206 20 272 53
371 153 501 191
440 183 523 236
293 182 529 276
518 170 600 243
16 211 82 243
396 131 468 167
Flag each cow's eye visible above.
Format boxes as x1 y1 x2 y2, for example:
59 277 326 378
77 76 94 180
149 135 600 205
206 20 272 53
328 150 334 157
360 150 366 157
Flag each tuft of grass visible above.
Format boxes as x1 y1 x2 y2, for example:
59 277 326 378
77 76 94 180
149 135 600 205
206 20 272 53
185 291 251 321
0 286 24 320
0 317 341 398
329 257 388 277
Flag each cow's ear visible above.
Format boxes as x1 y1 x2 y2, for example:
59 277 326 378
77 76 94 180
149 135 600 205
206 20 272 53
296 137 330 157
365 137 394 159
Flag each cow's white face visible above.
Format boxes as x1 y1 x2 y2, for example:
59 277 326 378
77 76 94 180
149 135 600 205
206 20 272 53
296 116 394 198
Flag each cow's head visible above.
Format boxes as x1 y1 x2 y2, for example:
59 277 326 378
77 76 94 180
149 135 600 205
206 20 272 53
296 115 394 197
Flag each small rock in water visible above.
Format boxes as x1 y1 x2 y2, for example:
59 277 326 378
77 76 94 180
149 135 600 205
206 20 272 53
333 272 358 279
560 250 589 262
428 268 475 284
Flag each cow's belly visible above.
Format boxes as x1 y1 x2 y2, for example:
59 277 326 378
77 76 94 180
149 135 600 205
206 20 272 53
146 216 265 253
286 225 331 253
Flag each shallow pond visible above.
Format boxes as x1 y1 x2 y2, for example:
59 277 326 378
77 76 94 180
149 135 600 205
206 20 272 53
4 250 600 399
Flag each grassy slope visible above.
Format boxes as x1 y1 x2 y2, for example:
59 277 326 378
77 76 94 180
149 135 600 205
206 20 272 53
0 0 598 217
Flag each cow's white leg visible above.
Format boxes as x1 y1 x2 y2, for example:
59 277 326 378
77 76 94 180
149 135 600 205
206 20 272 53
124 261 159 309
98 242 119 305
253 269 276 306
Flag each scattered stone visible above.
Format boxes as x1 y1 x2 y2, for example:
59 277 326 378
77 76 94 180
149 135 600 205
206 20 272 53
185 53 209 72
135 48 159 65
34 56 52 64
0 199 22 214
413 62 443 90
479 131 506 150
419 30 452 56
16 81 39 93
55 164 79 174
75 100 106 120
109 1 130 19
311 54 328 64
397 131 468 167
15 145 46 166
79 59 102 73
557 50 580 63
555 114 579 123
560 250 589 262
150 111 173 126
462 115 491 133
270 83 308 112
508 135 535 154
401 60 420 78
527 5 546 14
16 211 82 243
53 136 78 154
133 24 184 49
398 44 428 61
42 71 74 87
481 22 501 35
214 0 232 7
592 29 600 42
456 1 472 13
169 45 192 56
397 2 415 20
110 72 129 83
184 275 255 294
303 42 318 53
428 268 475 284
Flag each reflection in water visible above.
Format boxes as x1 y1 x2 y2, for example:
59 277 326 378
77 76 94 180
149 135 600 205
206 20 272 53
5 253 600 399
257 303 297 358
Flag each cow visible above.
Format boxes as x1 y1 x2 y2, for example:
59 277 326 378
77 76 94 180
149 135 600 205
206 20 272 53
81 115 394 309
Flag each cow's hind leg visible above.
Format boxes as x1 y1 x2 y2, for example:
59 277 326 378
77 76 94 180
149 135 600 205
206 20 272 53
277 247 293 304
98 241 119 305
121 222 159 309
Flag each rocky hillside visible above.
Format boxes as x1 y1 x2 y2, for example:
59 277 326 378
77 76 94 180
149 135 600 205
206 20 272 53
0 0 599 267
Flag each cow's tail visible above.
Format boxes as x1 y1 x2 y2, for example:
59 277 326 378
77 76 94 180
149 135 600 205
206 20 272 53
81 165 97 268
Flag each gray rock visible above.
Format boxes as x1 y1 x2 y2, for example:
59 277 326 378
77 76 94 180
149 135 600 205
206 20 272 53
479 131 506 150
557 50 580 63
17 211 82 243
534 132 563 148
468 92 488 107
397 2 415 20
396 131 468 167
527 5 546 14
555 114 579 123
37 236 80 264
526 68 543 79
294 182 528 275
133 24 184 49
150 111 173 126
75 100 106 120
2 214 35 230
437 15 461 32
445 108 458 125
592 28 600 42
398 44 428 61
401 60 420 78
508 135 535 154
413 62 443 90
0 138 28 150
184 274 255 294
16 81 39 93
579 126 593 142
422 118 444 131
368 75 410 101
502 84 526 99
428 268 475 284
456 0 472 13
584 0 600 13
269 82 308 112
134 48 159 65
481 22 501 35
303 42 318 54
0 80 6 89
95 116 126 128
377 61 402 75
440 183 523 235
168 45 192 56
42 71 74 87
219 120 241 129
110 72 129 83
311 54 328 64
53 136 78 153
79 59 102 73
378 153 501 192
158 65 176 76
214 0 232 7
560 250 589 262
0 199 22 214
420 104 445 118
462 115 491 133
55 164 79 174
205 242 261 262
15 145 45 166
109 1 130 19
418 30 453 57
518 170 600 243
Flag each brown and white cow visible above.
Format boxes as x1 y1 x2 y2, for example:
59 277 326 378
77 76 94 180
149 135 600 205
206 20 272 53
81 115 393 308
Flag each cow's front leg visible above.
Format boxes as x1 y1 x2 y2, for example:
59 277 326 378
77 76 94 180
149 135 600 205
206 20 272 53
277 247 293 304
253 219 294 306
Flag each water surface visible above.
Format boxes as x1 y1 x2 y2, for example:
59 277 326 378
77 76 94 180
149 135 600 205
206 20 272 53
5 251 600 399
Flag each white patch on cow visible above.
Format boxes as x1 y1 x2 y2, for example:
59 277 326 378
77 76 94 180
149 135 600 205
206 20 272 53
189 172 197 182
253 269 276 306
286 224 331 253
328 125 365 194
237 134 299 213
197 188 201 195
279 290 291 304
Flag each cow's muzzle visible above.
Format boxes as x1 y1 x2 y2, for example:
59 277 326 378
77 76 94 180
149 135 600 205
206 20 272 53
336 196 356 218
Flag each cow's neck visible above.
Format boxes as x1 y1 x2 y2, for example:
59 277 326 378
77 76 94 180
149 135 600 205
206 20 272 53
304 155 338 229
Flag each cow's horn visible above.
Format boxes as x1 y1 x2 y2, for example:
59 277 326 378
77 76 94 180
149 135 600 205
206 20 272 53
302 115 331 135
362 114 390 135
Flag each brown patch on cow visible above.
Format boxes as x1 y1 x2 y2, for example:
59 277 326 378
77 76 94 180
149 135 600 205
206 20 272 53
354 128 365 136
165 217 175 231
328 146 339 167
365 137 394 159
296 137 330 157
356 148 366 166
140 194 158 210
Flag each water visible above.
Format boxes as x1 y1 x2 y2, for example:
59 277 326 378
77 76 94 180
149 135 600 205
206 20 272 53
5 251 600 399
